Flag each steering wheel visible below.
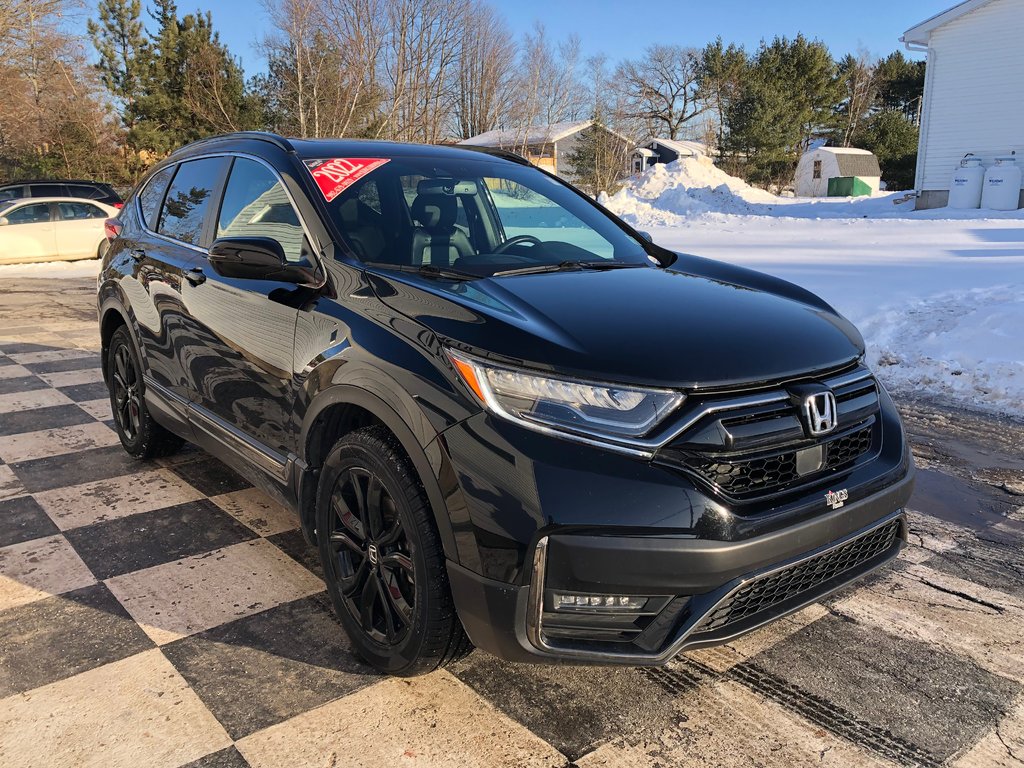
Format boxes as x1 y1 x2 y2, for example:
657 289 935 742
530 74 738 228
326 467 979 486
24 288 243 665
494 235 542 254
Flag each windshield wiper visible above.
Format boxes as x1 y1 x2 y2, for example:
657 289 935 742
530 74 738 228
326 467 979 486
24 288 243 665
492 260 646 277
365 262 481 281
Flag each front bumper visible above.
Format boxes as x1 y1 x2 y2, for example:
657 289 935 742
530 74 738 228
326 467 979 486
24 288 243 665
447 469 912 664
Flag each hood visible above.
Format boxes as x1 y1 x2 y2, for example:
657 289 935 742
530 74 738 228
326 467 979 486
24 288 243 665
369 264 864 390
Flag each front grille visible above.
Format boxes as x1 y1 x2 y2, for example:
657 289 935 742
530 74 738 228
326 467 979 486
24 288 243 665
689 425 874 498
692 518 902 635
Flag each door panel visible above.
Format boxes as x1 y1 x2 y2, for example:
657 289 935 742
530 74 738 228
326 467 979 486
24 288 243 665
180 157 308 457
135 157 227 400
0 203 57 263
55 201 107 260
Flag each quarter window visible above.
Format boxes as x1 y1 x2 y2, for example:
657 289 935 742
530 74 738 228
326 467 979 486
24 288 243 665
66 184 104 200
158 157 226 245
138 166 175 230
217 158 309 263
6 203 52 224
0 187 24 201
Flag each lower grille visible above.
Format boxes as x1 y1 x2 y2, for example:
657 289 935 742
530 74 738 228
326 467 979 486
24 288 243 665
688 425 874 498
692 517 902 634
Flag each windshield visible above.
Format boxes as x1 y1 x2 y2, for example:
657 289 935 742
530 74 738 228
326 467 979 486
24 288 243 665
312 155 650 278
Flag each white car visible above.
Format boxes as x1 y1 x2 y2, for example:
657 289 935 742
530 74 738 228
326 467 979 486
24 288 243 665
0 197 120 265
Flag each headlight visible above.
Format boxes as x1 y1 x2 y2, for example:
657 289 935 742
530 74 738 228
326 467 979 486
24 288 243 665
447 350 683 443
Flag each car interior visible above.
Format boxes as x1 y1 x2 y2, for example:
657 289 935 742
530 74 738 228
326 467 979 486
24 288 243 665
332 167 637 277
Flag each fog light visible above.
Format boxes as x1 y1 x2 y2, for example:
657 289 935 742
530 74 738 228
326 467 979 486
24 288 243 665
551 593 648 612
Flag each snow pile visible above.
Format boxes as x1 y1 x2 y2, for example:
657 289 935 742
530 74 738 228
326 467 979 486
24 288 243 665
861 286 1024 411
602 158 778 224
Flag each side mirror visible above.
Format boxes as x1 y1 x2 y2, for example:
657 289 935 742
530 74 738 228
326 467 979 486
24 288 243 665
637 230 653 243
208 236 302 282
0 217 8 226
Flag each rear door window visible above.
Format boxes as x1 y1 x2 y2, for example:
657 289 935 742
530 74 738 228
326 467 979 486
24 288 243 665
216 157 309 263
138 166 175 230
0 186 24 201
58 201 107 220
66 184 103 200
158 158 226 246
30 184 65 197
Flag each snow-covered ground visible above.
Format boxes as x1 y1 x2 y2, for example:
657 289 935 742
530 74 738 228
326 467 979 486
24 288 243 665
603 158 1024 417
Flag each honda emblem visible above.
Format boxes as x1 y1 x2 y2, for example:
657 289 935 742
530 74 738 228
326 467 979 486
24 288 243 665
803 391 837 436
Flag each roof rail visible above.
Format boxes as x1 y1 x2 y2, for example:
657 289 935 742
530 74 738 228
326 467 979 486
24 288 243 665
169 131 297 157
456 145 531 166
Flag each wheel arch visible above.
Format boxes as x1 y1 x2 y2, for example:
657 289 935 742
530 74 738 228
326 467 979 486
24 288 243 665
299 384 458 564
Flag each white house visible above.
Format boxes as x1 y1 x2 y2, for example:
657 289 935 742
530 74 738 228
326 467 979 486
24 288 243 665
458 120 630 181
630 138 709 174
902 0 1024 209
794 147 882 197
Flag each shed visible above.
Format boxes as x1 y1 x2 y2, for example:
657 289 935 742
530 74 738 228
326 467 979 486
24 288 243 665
795 147 882 197
631 138 708 174
902 0 1024 209
458 120 630 181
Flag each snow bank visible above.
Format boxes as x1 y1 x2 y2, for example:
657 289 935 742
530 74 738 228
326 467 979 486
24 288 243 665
604 157 1024 226
0 258 100 280
601 157 778 224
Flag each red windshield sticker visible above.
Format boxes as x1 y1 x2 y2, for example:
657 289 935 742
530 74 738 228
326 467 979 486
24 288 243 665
304 158 390 202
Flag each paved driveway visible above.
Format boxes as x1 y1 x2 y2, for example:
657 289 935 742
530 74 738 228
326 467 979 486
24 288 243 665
0 278 1022 768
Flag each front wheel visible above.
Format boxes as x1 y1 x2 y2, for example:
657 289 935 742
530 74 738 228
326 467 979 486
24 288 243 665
316 426 471 675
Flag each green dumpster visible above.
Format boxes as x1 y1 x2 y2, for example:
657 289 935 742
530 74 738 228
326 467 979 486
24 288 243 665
827 176 873 197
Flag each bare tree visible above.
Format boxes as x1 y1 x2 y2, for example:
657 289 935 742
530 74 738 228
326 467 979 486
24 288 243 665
452 1 516 140
615 44 708 139
836 52 878 146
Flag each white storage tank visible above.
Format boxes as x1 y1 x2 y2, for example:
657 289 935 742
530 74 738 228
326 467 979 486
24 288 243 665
981 156 1022 210
948 156 985 209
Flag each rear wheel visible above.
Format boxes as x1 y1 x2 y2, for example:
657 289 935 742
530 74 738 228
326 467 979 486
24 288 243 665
106 325 183 459
316 426 471 675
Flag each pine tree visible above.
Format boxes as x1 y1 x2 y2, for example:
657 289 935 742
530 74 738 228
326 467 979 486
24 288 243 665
88 0 147 129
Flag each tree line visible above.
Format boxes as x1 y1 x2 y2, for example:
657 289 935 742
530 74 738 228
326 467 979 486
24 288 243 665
0 0 924 192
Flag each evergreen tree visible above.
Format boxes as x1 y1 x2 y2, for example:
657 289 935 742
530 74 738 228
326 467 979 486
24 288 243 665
87 0 147 129
722 35 843 189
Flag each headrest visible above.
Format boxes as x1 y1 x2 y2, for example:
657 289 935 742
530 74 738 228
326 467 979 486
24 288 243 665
411 193 457 231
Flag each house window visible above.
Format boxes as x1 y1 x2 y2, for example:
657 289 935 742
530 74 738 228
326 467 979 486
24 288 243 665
813 160 822 180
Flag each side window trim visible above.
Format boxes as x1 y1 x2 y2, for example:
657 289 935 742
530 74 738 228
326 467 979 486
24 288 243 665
136 164 176 237
136 152 321 266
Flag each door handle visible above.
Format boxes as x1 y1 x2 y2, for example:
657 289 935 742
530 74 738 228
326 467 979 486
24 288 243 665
183 267 206 286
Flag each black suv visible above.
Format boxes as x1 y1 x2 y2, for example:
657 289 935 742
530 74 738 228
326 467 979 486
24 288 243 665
0 179 123 207
98 132 914 675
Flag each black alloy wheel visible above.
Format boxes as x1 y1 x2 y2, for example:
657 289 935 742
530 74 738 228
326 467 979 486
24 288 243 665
316 426 471 675
106 324 183 459
326 465 416 645
111 342 142 442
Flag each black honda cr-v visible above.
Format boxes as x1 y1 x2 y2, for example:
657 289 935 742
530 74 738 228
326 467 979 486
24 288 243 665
98 132 914 675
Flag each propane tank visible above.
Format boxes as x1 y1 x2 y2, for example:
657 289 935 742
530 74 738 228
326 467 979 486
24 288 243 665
948 155 984 209
981 155 1022 210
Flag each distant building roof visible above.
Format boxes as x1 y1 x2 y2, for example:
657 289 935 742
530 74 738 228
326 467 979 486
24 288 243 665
901 0 996 46
458 120 594 147
643 138 708 157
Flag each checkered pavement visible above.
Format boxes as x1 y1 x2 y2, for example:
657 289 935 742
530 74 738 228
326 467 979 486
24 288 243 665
1 285 1023 768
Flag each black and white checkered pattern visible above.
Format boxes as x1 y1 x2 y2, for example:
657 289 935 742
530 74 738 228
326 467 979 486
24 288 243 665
0 282 1022 768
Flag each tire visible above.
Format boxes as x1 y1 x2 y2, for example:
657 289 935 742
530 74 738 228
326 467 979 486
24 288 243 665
106 324 184 459
316 425 472 676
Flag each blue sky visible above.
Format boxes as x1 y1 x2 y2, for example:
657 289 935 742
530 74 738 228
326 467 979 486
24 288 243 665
184 0 943 76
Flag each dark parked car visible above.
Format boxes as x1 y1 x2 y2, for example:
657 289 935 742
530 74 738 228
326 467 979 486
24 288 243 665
0 179 123 207
97 132 914 675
